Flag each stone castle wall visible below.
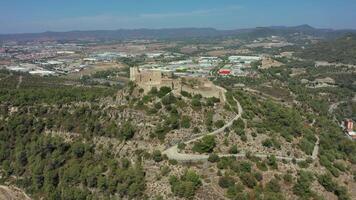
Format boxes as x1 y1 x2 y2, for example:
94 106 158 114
130 67 226 102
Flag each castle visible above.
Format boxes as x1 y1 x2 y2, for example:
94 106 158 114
130 67 226 102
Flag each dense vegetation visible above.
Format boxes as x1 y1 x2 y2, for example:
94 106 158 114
0 74 116 105
297 34 356 64
169 170 202 199
0 106 145 199
0 73 147 199
0 34 355 200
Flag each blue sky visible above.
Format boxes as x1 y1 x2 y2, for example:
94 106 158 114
1 0 356 34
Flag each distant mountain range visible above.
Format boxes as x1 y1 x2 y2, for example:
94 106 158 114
1 25 355 42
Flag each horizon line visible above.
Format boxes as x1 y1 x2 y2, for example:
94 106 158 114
2 24 356 35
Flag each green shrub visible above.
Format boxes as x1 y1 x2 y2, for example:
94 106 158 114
239 173 257 188
229 145 239 154
158 86 172 98
178 142 186 150
214 120 225 128
208 154 220 163
218 176 235 188
181 116 191 128
169 170 202 199
283 173 293 183
192 135 216 153
181 91 192 98
152 150 163 162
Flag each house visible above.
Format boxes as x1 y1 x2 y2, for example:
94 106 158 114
344 119 356 140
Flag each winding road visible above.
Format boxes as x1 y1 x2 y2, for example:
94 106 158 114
163 94 320 162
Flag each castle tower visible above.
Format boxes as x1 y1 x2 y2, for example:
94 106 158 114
130 67 139 82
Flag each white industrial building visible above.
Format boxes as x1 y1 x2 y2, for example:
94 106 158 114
228 55 261 64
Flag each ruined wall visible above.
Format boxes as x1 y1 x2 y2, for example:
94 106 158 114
129 67 138 81
130 67 226 102
180 84 226 102
138 70 162 85
130 67 162 85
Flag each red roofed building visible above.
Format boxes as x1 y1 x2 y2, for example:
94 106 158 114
218 69 231 76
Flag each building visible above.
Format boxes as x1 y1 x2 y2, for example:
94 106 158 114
228 55 261 64
145 52 163 58
345 119 354 132
218 69 231 76
29 70 56 76
130 67 226 102
344 119 356 140
130 67 164 86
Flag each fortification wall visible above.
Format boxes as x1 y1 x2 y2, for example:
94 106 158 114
180 84 225 102
138 70 162 84
130 67 226 102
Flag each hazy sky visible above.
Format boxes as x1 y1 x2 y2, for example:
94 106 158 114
1 0 356 34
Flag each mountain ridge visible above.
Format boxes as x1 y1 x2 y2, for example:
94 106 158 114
1 25 356 42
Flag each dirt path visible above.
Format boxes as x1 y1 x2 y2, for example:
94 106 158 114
328 101 346 114
16 75 22 89
0 185 31 200
163 96 242 161
163 95 320 162
312 136 320 160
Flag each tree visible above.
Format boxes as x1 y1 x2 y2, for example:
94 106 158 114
317 174 336 192
177 142 186 150
153 123 170 141
162 94 176 105
229 145 239 154
192 135 216 153
72 142 86 158
214 120 225 128
152 150 163 162
149 87 158 95
262 139 273 148
283 173 293 184
267 155 278 169
293 171 314 199
266 178 281 193
226 183 245 199
120 121 136 140
208 153 220 163
239 173 257 188
16 150 28 166
218 176 235 188
181 91 192 98
158 86 172 98
191 98 201 108
2 160 13 176
169 170 202 199
181 116 191 128
317 173 350 200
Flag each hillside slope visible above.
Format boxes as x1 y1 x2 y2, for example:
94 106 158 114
297 34 356 64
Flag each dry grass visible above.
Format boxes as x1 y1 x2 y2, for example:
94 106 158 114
66 62 125 79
